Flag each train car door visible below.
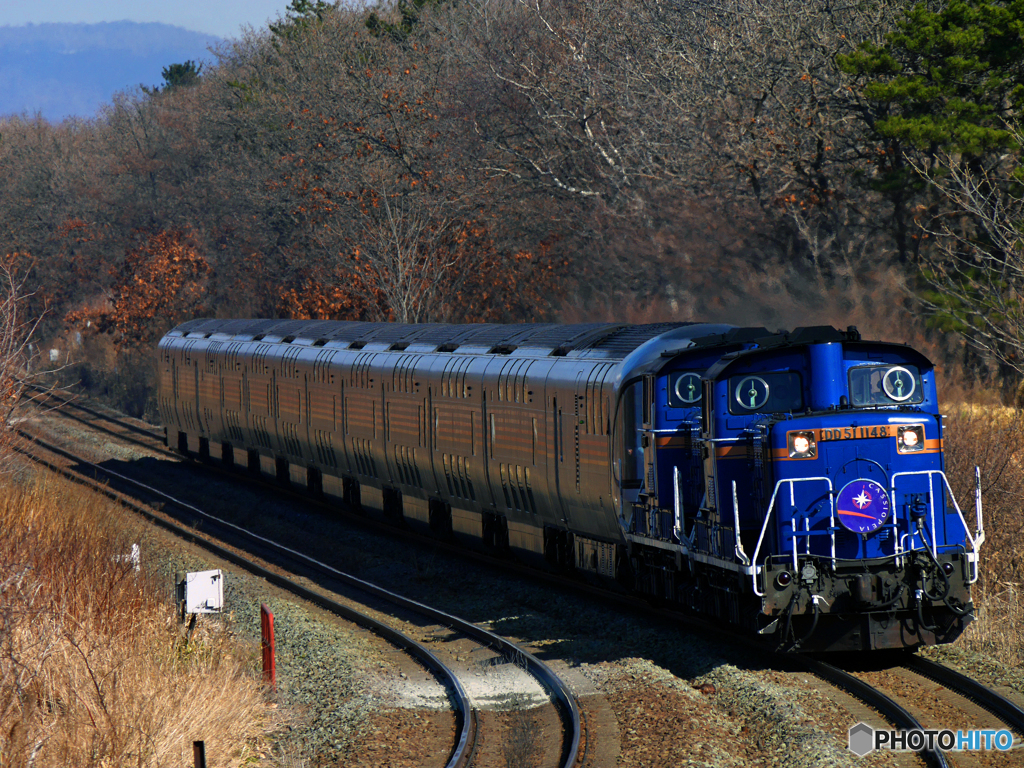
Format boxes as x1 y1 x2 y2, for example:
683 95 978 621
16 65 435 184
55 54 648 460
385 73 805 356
274 345 305 460
549 367 604 533
198 341 223 439
429 355 479 509
383 353 429 495
157 342 179 431
221 343 245 444
306 348 342 471
343 351 380 483
177 340 199 436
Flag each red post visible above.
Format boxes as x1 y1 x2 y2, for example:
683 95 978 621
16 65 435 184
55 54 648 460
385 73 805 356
260 603 276 689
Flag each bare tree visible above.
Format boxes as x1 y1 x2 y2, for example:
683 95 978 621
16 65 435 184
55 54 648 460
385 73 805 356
324 185 460 323
446 0 911 277
0 262 47 467
912 144 1024 375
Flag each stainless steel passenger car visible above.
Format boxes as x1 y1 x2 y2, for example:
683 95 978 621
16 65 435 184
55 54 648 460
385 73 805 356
158 319 729 566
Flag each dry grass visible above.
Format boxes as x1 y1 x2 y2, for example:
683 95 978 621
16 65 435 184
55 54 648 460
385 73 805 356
0 475 268 767
942 403 1024 665
501 693 540 768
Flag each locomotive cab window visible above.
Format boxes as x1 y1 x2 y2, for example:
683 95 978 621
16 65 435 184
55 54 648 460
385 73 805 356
728 371 803 415
668 371 702 407
848 364 924 406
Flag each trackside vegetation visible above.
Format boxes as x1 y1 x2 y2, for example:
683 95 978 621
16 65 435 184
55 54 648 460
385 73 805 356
944 403 1024 664
0 475 269 767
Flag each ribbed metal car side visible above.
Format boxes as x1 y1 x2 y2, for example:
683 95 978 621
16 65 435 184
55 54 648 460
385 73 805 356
157 319 728 565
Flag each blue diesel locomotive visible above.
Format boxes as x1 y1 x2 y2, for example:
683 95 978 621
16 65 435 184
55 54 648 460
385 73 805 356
158 319 984 651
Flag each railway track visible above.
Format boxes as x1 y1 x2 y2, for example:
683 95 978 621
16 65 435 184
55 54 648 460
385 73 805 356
21 387 1024 766
15 422 583 768
25 384 170 452
904 654 1024 738
803 658 949 767
818 654 1024 767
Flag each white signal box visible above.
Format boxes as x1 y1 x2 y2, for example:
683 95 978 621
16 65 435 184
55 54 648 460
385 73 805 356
185 569 224 614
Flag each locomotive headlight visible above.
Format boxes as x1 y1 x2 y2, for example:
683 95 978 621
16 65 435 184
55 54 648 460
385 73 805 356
787 430 816 459
776 571 793 587
898 425 924 453
942 562 955 576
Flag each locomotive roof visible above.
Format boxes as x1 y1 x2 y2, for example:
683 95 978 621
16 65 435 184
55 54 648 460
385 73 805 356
164 318 726 361
703 325 933 380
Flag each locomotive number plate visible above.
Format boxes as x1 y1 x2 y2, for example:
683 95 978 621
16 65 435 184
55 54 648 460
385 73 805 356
818 426 890 441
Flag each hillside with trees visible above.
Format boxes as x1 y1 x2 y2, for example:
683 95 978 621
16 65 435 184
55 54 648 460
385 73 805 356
2 0 1024 415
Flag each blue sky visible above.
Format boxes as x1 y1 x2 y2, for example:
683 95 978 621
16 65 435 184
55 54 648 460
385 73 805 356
0 0 293 39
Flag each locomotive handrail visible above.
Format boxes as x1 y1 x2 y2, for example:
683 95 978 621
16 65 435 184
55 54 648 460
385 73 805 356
731 481 751 566
673 465 684 543
975 465 985 548
671 464 700 548
750 476 835 596
889 469 983 584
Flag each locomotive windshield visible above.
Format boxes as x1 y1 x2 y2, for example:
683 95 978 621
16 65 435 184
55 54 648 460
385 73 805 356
728 371 803 414
848 364 924 406
668 371 702 407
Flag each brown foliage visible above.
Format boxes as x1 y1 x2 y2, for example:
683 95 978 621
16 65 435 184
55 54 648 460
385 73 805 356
66 229 211 348
0 0 1010 406
280 218 566 323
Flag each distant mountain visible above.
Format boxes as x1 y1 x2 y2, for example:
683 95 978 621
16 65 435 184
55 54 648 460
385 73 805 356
0 22 222 122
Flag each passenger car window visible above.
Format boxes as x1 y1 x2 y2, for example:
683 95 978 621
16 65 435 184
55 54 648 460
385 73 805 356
848 365 923 406
727 372 803 415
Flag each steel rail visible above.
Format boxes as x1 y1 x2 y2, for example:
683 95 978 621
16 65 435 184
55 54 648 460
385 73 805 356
802 658 949 768
26 384 163 441
18 428 581 768
904 655 1024 737
15 432 479 768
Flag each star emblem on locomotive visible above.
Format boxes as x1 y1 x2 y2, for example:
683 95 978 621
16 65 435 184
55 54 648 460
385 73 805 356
836 479 891 534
